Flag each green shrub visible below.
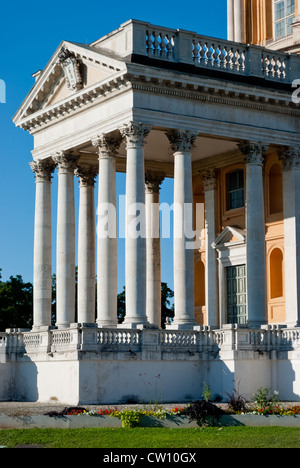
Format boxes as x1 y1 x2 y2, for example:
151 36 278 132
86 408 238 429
183 400 225 426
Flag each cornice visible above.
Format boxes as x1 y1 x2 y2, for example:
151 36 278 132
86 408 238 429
14 61 300 135
129 76 299 117
17 72 132 133
13 40 127 130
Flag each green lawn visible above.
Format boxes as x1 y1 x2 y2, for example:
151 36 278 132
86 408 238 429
0 427 299 448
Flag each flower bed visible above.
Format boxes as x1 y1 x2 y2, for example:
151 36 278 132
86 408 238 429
250 406 300 417
56 403 300 428
64 406 186 428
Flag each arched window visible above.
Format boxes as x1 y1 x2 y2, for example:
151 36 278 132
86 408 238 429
269 163 283 215
226 169 244 210
270 248 283 299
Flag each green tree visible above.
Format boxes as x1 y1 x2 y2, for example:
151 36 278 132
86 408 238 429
161 282 174 328
117 282 174 328
0 270 33 331
117 286 126 324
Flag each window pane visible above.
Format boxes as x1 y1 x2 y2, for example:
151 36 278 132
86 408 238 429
287 0 295 15
227 265 247 325
275 20 286 38
287 16 294 35
274 0 295 38
227 170 244 210
275 1 285 20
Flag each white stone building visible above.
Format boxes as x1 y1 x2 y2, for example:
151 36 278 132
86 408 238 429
0 18 300 404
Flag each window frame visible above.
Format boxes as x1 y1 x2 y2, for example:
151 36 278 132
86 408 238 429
273 0 295 40
226 169 245 212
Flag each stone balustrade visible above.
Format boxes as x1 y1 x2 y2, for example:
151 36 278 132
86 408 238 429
97 20 299 83
1 325 299 362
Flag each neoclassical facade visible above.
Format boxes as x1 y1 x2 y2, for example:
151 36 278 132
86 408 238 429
0 19 300 404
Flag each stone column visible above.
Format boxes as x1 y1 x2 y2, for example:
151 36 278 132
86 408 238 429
202 169 218 328
53 152 78 329
240 141 268 327
280 146 300 327
167 130 198 329
75 165 97 325
30 158 56 330
120 122 151 327
92 133 121 328
145 172 165 328
234 0 246 43
227 0 235 41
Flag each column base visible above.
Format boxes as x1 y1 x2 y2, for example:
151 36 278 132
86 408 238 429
286 321 300 328
31 325 55 332
55 322 71 330
167 321 198 330
121 321 150 329
97 321 118 329
246 321 268 329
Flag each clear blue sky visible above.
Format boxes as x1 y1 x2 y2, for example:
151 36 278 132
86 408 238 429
0 0 227 292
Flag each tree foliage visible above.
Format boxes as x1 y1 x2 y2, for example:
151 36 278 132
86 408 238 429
117 282 174 328
0 267 175 331
0 269 33 331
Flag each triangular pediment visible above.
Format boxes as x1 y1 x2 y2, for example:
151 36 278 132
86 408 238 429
212 226 246 249
13 41 126 127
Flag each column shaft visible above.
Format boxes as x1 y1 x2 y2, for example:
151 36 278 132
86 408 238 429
167 130 197 328
202 170 218 328
241 142 268 326
281 147 300 326
234 0 246 43
227 0 235 40
145 173 164 328
30 159 56 330
120 122 151 327
93 134 121 328
53 152 77 329
75 166 97 324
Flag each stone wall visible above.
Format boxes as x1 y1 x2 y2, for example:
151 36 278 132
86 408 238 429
0 325 299 404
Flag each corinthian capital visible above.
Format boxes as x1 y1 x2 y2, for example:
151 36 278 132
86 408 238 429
238 141 268 165
75 165 98 187
145 172 165 194
201 169 217 191
166 129 198 153
92 132 122 158
30 158 56 182
119 121 151 148
53 151 79 172
279 145 300 171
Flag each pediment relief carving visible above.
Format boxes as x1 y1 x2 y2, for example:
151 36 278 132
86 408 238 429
58 48 83 92
44 63 113 108
14 42 125 123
